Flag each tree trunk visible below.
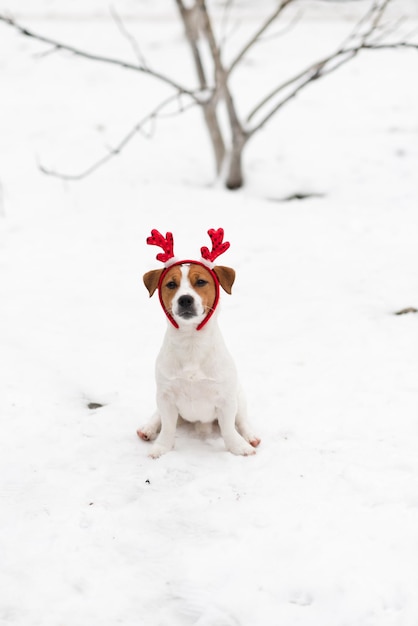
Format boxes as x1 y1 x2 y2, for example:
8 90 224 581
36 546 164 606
174 0 226 175
202 101 226 175
225 137 247 190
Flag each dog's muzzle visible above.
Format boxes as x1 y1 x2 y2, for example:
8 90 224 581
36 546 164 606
176 294 197 319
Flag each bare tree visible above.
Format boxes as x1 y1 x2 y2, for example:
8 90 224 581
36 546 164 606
0 0 416 189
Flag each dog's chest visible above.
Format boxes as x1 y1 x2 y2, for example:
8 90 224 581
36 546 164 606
157 337 232 422
174 375 219 423
160 354 218 391
158 333 221 380
158 361 219 423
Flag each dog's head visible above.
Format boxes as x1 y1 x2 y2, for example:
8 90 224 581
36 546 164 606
143 263 235 329
143 229 235 330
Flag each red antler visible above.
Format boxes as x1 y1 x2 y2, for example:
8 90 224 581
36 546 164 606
201 228 230 263
147 229 175 263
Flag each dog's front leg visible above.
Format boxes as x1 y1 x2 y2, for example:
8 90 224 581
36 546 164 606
235 388 261 448
218 401 256 456
149 397 178 459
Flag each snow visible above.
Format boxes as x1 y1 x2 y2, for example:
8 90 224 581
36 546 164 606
0 1 418 625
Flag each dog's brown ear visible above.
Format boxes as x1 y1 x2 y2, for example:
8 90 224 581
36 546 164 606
213 266 235 295
143 269 163 297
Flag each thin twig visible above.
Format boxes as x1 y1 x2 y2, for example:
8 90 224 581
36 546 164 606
247 69 321 134
254 9 304 45
39 93 198 180
246 60 323 125
356 41 418 51
366 16 404 46
227 0 294 75
32 45 61 59
0 14 202 102
218 0 235 53
338 0 380 49
110 5 148 67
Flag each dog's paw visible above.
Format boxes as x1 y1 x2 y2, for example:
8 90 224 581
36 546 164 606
248 436 261 448
137 427 157 442
227 438 257 456
149 443 172 459
238 429 261 448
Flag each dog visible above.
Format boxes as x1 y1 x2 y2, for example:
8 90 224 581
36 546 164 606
137 228 260 458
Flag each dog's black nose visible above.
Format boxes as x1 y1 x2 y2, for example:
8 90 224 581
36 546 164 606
178 295 194 309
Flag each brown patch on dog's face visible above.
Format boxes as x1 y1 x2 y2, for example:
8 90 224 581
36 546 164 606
159 265 183 314
187 264 217 314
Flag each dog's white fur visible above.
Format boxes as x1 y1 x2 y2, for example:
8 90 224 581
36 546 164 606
138 265 260 458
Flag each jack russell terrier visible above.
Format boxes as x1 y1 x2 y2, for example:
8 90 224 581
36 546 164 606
137 228 260 458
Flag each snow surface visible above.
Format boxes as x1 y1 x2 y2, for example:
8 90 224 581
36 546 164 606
0 1 418 625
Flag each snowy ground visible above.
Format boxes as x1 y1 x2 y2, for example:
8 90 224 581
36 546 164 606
0 1 418 625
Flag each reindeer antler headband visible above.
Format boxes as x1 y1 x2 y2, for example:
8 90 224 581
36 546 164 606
146 228 231 330
147 228 230 269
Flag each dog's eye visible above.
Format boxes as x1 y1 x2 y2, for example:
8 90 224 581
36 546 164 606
166 281 177 290
195 279 208 287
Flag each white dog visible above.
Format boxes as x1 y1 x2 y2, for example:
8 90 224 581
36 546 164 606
137 229 260 458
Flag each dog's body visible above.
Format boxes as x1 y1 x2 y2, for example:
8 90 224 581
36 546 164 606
138 262 260 458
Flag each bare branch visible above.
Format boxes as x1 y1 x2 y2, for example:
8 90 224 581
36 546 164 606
356 41 418 51
109 5 148 67
246 56 325 126
246 0 383 127
254 8 304 45
370 0 392 32
39 92 198 181
0 14 202 102
228 0 294 75
218 0 235 53
246 0 417 135
32 45 62 60
246 66 325 134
